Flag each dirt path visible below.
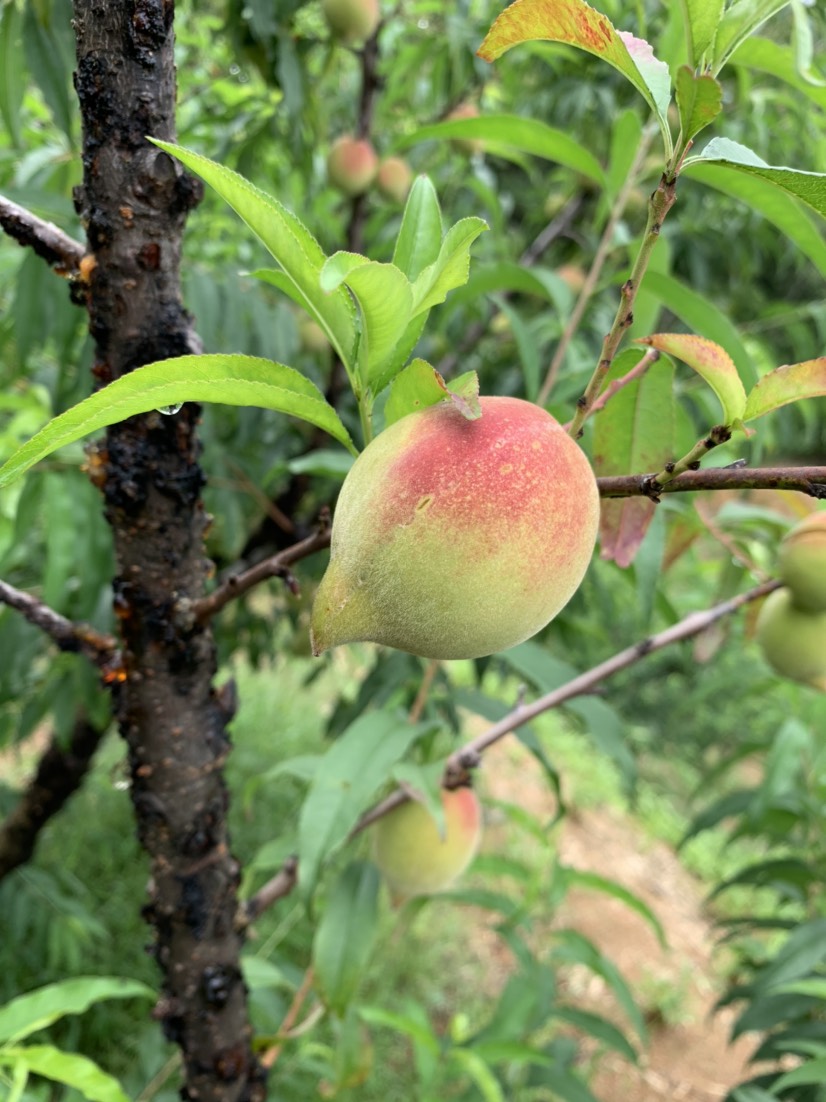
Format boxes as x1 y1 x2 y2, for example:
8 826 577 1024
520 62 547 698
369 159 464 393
482 738 756 1102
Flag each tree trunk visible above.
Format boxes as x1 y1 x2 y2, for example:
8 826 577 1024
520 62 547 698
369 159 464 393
71 2 265 1097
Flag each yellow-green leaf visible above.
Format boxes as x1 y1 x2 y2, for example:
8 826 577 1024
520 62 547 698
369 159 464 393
744 358 826 420
637 333 747 424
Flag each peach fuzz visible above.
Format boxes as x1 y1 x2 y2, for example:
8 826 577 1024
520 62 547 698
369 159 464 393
373 787 482 898
327 135 378 196
310 396 600 660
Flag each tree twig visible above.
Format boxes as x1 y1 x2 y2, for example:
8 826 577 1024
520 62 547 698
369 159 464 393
244 579 779 916
187 513 331 623
0 715 107 880
538 127 655 406
644 424 733 498
0 192 86 273
0 579 117 664
568 169 679 438
563 348 659 429
260 966 317 1070
598 466 826 500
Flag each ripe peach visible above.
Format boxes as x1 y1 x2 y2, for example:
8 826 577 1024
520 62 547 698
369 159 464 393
322 0 380 43
310 396 600 660
327 135 378 196
756 587 826 691
376 156 413 203
373 787 482 898
447 103 483 155
779 512 826 612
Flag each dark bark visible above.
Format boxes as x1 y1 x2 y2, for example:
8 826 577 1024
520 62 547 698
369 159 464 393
71 2 264 1098
0 717 104 880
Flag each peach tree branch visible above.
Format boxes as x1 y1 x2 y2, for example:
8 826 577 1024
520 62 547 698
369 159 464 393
599 465 826 500
0 192 86 273
0 578 117 664
244 578 779 918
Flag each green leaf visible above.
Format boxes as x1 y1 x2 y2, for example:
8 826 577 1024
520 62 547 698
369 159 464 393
0 1045 129 1102
791 0 826 88
755 917 826 991
478 1 671 154
533 1067 601 1102
358 1006 440 1056
593 351 675 566
552 929 647 1043
772 1058 826 1092
773 978 826 1000
679 0 725 66
685 137 826 219
390 761 446 834
0 3 24 148
410 217 488 315
406 114 604 186
449 1048 505 1102
551 1006 638 1063
297 712 437 900
635 271 755 386
22 3 75 142
393 176 443 281
709 858 817 902
557 867 667 948
637 333 747 424
321 255 414 392
743 358 826 420
675 67 722 143
313 861 379 1016
0 354 357 488
731 37 826 110
712 0 794 72
384 361 450 426
0 978 153 1045
150 140 357 367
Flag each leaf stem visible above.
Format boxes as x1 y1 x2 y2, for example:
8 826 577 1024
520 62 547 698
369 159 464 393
644 424 733 498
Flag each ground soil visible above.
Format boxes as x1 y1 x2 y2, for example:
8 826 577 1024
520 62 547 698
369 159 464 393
482 738 758 1102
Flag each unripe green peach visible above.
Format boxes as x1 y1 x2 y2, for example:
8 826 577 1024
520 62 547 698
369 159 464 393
756 587 826 691
327 135 378 196
447 103 483 155
310 396 600 660
373 787 482 898
779 512 826 612
376 157 413 203
322 0 380 43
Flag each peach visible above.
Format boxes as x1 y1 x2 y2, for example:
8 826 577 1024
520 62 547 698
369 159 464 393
327 135 378 196
756 587 826 691
446 103 483 155
310 396 600 660
373 787 482 898
376 156 413 203
322 0 380 43
779 512 826 612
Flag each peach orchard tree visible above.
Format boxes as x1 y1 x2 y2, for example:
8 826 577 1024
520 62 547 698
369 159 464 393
0 0 825 1100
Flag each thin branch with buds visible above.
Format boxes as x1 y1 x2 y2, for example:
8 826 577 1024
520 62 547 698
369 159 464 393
244 578 780 917
0 193 86 273
599 465 826 500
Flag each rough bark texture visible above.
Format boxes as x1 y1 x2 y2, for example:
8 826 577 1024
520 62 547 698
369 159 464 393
71 2 265 1098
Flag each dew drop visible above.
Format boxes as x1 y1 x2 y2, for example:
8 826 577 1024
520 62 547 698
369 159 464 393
156 403 183 415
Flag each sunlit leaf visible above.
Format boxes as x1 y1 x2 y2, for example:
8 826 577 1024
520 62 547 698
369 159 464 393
384 361 480 427
409 217 488 315
150 140 358 366
393 175 443 281
0 354 358 488
743 358 826 420
638 333 747 424
479 1 671 151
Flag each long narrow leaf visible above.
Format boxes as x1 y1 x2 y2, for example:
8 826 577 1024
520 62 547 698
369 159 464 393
0 354 357 488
